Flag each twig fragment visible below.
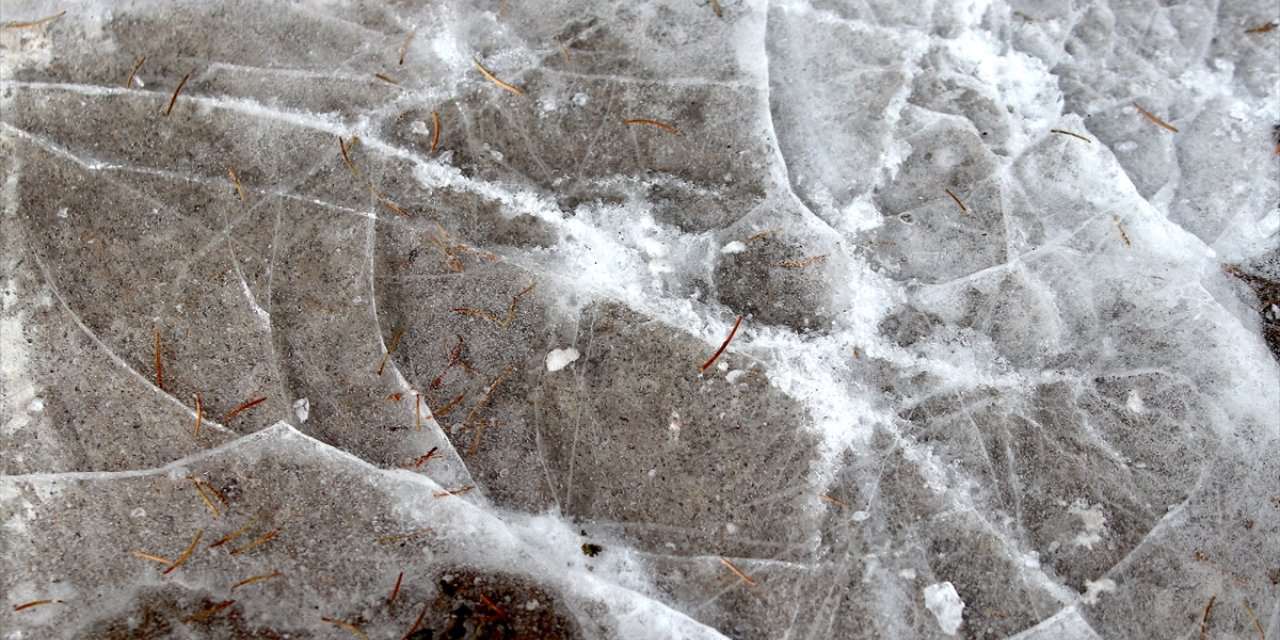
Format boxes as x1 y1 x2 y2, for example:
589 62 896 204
181 600 235 624
623 118 678 135
430 108 441 154
717 555 757 586
132 550 174 564
699 316 743 373
945 188 968 214
13 599 66 611
377 527 433 545
163 530 203 574
471 57 525 96
125 57 146 88
322 617 370 639
2 11 66 30
339 136 362 177
433 485 476 498
1132 101 1179 133
378 327 406 375
165 74 190 117
777 255 827 269
231 572 282 590
229 529 278 555
221 396 267 424
193 392 203 436
153 331 165 391
1200 595 1216 640
1244 21 1277 34
1050 129 1092 143
228 166 245 200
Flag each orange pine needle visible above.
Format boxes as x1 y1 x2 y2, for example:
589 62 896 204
154 331 164 391
1050 129 1092 143
189 477 221 517
717 556 757 586
339 135 362 177
400 603 430 640
623 118 678 135
2 11 66 29
378 326 407 375
478 593 506 619
210 519 256 548
374 73 400 87
433 393 466 418
125 56 146 88
1132 101 1179 133
699 316 743 373
389 571 404 604
228 166 245 200
370 183 413 217
229 529 278 555
220 396 266 423
433 485 475 498
231 571 282 590
165 74 190 117
429 108 441 154
322 617 370 639
13 599 66 611
193 393 203 436
388 392 405 402
399 32 415 65
132 550 174 564
945 188 968 214
181 600 235 624
1201 595 1216 640
163 530 203 574
471 57 525 96
1244 21 1277 34
377 527 433 545
820 494 850 507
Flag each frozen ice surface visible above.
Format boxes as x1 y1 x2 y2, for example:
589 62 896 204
1 0 1277 638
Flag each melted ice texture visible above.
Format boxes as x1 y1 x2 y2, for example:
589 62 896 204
2 0 1277 638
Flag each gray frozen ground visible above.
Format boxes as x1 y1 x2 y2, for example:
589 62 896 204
1 0 1278 638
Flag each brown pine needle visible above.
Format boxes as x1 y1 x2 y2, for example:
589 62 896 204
1244 21 1277 34
623 118 678 135
378 326 407 375
13 599 66 611
820 494 850 507
402 447 439 468
154 331 164 391
433 393 466 418
132 550 174 564
1132 101 1179 133
229 529 278 555
699 315 743 373
471 57 525 96
711 0 723 17
399 32 415 65
377 527 433 545
430 108 441 154
717 556 757 586
777 255 827 269
478 593 506 619
2 11 66 30
464 364 516 456
945 188 968 214
389 571 404 604
189 477 221 517
193 393 203 436
338 135 363 177
414 393 422 429
433 485 476 498
231 571 282 590
181 600 235 624
322 617 370 639
555 37 571 63
453 282 536 330
221 396 266 423
1050 129 1092 143
228 166 245 200
125 56 146 88
374 73 401 87
165 73 190 117
370 183 413 217
1201 595 1216 640
163 530 203 574
1241 601 1264 639
211 519 256 548
1112 214 1131 246
399 601 430 637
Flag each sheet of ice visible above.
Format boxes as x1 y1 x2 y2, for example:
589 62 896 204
2 0 1277 638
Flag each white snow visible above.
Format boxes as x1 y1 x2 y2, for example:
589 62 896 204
545 347 580 372
923 581 966 635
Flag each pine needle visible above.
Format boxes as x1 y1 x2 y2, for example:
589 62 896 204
374 73 401 87
125 56 146 88
163 530 203 574
711 0 723 18
369 183 413 217
378 326 406 375
227 166 245 200
13 599 66 611
228 529 278 555
464 364 515 456
189 477 221 517
165 74 190 117
1244 21 1277 34
400 603 430 640
231 571 283 590
555 37 571 63
777 255 827 269
1200 595 1216 640
339 135 363 177
181 600 235 624
623 118 678 134
193 392 203 436
699 316 743 373
322 617 370 639
1050 129 1092 143
377 527 432 545
1132 101 1179 133
389 571 404 604
1241 601 1264 639
433 485 475 498
1112 214 1131 246
210 519 256 548
471 57 525 96
945 188 968 214
399 32 415 65
820 494 850 507
220 396 266 423
3 11 66 30
717 556 757 586
430 108 441 154
132 550 174 564
453 282 536 330
154 331 164 391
